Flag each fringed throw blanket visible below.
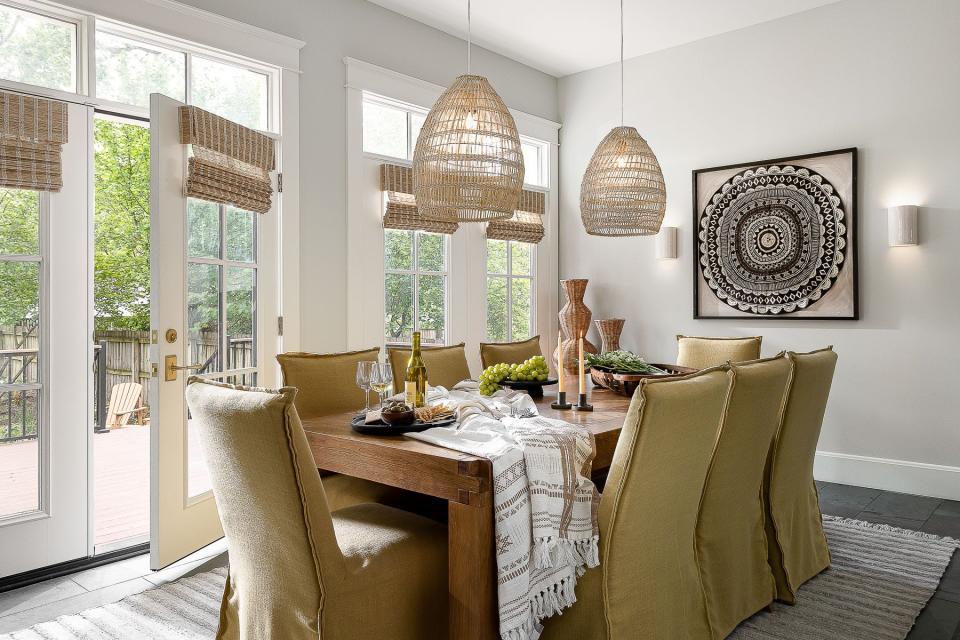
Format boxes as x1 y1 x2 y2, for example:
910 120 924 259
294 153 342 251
407 387 600 640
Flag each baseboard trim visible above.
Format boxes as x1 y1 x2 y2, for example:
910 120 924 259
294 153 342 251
815 451 960 501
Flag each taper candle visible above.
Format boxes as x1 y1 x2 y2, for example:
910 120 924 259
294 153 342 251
578 334 585 396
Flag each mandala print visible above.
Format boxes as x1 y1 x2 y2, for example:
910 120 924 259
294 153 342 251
698 165 847 315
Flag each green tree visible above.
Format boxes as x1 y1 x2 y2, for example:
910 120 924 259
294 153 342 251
94 119 151 330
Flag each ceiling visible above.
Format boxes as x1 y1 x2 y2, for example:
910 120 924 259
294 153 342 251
367 0 843 77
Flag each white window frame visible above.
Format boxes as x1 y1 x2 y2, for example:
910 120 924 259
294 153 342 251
383 229 450 347
345 57 560 376
485 240 536 344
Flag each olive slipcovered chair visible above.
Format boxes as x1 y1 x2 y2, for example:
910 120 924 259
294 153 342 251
479 335 543 369
764 347 838 604
542 367 734 640
186 378 448 640
675 335 762 370
387 342 471 394
695 355 793 638
276 349 402 512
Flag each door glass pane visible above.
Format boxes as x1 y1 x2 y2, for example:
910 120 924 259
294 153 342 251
486 276 508 342
362 100 407 158
95 31 186 108
384 273 413 344
384 230 412 271
186 262 221 375
187 199 220 259
0 5 77 92
226 267 256 370
511 278 532 341
486 239 507 274
225 207 255 263
0 389 40 518
0 262 40 385
418 275 445 346
511 242 532 276
417 232 444 272
191 56 269 131
0 190 40 255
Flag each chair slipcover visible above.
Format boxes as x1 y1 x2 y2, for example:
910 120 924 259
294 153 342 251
387 342 471 393
277 348 402 512
543 367 734 640
479 335 543 369
764 347 838 603
185 378 447 640
676 335 762 369
696 356 793 638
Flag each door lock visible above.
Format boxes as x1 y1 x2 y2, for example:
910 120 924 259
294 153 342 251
163 355 205 381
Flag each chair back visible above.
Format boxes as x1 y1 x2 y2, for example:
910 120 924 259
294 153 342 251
676 335 762 369
765 347 838 600
388 342 471 393
277 348 379 419
106 382 143 428
479 335 542 369
185 378 342 639
696 356 793 638
599 367 733 639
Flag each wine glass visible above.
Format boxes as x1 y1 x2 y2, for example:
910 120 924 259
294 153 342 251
356 361 375 412
369 362 394 410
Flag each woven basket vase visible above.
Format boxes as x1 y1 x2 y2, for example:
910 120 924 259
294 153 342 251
580 126 666 236
412 74 524 223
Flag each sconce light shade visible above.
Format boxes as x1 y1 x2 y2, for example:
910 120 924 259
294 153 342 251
656 226 678 259
888 205 918 246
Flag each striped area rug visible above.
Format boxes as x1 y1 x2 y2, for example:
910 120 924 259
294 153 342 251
2 517 956 639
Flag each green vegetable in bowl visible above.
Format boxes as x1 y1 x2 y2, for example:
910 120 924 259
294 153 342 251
585 350 666 375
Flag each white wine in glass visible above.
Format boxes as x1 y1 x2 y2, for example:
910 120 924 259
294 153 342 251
370 363 394 410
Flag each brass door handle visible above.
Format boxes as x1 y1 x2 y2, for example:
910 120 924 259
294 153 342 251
164 355 205 381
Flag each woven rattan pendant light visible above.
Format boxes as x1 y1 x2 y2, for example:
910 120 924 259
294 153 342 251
580 0 666 236
412 0 524 223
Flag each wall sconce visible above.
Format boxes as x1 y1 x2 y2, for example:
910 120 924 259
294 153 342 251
888 205 918 246
656 226 678 259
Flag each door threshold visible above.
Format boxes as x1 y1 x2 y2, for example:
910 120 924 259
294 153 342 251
95 534 149 556
0 543 149 594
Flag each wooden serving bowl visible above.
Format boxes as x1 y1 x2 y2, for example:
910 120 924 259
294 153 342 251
590 363 698 398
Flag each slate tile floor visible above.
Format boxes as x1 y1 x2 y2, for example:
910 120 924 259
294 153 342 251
0 483 956 638
816 482 960 640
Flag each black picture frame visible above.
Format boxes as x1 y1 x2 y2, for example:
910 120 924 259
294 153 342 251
691 147 859 320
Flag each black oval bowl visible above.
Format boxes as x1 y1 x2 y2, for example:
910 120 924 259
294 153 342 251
381 409 416 426
501 379 558 399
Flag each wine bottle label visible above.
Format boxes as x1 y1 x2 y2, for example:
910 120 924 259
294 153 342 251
405 381 417 405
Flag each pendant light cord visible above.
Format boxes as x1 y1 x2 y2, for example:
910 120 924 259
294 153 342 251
620 0 624 126
467 0 472 74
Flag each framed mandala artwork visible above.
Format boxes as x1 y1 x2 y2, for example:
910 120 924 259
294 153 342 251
692 148 858 320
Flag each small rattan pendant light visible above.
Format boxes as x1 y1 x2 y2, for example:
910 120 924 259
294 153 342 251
580 0 666 236
412 0 524 223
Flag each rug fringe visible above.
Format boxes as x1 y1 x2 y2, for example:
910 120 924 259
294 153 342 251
823 514 959 546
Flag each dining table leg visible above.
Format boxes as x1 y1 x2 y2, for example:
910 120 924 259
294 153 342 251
448 466 497 640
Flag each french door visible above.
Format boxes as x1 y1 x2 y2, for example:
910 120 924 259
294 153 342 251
0 103 92 577
148 94 280 569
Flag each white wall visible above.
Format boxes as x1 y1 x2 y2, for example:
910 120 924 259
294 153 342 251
176 0 560 352
557 0 960 497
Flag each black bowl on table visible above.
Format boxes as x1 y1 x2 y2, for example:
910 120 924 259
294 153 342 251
501 378 558 399
380 407 416 426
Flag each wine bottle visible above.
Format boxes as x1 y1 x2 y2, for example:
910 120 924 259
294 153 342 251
405 331 428 408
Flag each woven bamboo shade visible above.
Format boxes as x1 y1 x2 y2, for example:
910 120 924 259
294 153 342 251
412 74 524 223
178 106 275 214
486 189 545 244
580 126 666 237
0 91 68 192
380 163 458 234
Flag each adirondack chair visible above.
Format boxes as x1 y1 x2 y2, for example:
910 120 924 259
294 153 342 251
106 382 148 429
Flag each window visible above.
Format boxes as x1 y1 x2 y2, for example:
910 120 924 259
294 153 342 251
0 4 77 93
486 239 534 343
362 93 427 160
191 56 269 131
0 188 43 518
95 30 185 108
384 230 447 346
520 138 549 188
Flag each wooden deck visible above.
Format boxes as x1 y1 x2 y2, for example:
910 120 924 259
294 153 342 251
0 425 195 550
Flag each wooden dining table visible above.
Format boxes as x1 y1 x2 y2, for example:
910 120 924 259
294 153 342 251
300 387 632 640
